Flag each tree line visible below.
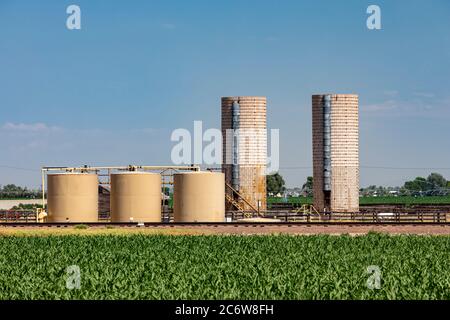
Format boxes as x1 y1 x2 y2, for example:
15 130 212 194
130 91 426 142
1 172 449 199
267 172 449 197
0 185 41 199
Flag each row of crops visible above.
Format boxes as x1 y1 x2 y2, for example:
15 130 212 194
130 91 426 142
1 233 450 299
268 195 450 205
359 195 450 205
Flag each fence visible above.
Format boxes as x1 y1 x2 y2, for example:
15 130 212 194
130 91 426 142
0 210 447 224
0 210 37 222
227 211 448 223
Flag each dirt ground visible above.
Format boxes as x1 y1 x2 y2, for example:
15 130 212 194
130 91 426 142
1 224 450 236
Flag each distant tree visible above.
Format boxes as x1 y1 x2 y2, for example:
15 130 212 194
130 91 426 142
377 185 386 196
267 173 286 195
11 203 43 211
404 177 431 191
427 173 447 190
2 184 25 193
301 176 313 196
0 184 39 199
403 174 448 192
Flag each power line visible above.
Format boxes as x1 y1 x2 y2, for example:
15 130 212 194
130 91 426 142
0 165 40 172
1 164 449 172
279 166 450 170
361 166 450 170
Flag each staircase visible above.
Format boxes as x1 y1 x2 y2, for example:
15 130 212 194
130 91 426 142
294 204 319 214
225 193 247 215
225 182 261 218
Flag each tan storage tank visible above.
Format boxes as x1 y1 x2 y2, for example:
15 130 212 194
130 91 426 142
47 173 99 222
110 172 161 222
173 172 225 222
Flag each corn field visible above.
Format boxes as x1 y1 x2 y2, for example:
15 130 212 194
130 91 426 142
0 234 450 299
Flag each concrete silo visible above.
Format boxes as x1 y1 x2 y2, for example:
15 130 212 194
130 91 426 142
221 96 267 212
312 94 359 213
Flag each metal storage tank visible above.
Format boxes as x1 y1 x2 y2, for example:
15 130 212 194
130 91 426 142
173 172 225 222
221 96 267 212
110 172 161 222
47 173 99 222
312 94 359 213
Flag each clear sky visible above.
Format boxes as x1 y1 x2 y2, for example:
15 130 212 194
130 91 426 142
0 0 449 189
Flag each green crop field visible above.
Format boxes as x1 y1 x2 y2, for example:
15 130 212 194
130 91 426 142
268 197 313 205
1 234 450 299
268 196 450 206
359 196 450 205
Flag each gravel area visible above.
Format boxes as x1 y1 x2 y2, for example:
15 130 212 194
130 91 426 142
2 223 450 236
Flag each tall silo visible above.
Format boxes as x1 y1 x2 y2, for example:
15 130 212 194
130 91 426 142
47 173 99 222
221 96 267 212
312 94 359 213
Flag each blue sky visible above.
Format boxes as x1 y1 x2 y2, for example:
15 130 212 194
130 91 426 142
0 0 449 188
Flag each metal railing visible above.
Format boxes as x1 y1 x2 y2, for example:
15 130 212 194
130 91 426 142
0 210 37 222
227 211 448 223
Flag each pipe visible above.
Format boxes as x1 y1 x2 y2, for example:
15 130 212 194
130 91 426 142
231 101 240 191
323 95 331 191
42 165 201 172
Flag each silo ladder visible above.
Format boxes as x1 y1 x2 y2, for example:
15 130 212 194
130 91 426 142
225 182 261 218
